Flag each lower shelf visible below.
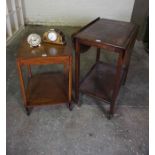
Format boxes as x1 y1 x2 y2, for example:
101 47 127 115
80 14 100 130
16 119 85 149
26 72 68 106
80 61 123 103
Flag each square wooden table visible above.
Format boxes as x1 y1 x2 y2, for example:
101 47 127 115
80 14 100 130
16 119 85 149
72 17 138 118
16 41 72 115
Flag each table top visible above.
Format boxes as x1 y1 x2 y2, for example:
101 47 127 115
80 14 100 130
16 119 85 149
17 41 72 60
74 18 138 50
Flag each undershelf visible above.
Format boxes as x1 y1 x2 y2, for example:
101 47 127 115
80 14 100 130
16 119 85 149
80 61 123 103
26 72 68 106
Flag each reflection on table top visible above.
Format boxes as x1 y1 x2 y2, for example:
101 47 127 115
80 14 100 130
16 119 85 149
17 41 72 59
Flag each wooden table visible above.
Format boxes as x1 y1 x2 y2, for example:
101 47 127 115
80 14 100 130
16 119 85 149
16 41 72 115
73 17 138 118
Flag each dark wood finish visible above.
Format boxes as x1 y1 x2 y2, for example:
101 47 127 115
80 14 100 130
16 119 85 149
26 73 68 106
80 62 124 103
17 41 73 115
72 17 100 38
75 40 80 103
74 18 138 51
72 17 100 53
96 48 100 62
73 18 138 118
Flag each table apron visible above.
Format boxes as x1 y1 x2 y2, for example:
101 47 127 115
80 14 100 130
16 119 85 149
17 57 70 65
77 39 125 53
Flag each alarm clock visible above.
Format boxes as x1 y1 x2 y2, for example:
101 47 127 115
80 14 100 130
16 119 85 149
27 33 41 47
43 29 66 45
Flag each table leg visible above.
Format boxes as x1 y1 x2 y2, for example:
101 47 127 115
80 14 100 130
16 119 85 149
17 61 26 105
122 50 133 85
109 52 124 118
68 56 72 110
122 67 129 85
122 39 136 85
96 48 100 62
25 107 33 116
75 40 80 104
17 61 30 115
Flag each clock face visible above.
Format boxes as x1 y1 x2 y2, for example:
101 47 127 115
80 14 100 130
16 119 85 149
27 33 41 47
48 31 57 41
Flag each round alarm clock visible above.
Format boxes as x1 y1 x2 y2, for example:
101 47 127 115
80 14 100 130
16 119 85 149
27 33 41 47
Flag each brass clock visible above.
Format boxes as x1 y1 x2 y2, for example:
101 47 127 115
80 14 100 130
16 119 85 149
43 29 66 45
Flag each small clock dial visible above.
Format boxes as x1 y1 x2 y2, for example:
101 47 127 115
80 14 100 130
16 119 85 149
48 31 57 41
43 29 65 45
27 33 41 47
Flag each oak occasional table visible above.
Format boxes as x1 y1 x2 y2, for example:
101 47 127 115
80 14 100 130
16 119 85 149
73 17 138 119
16 41 72 115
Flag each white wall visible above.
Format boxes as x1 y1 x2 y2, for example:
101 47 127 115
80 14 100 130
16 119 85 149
23 0 135 26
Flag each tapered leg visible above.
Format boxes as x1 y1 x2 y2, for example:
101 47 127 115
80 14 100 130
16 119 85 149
122 49 133 85
122 67 129 85
109 52 124 117
96 48 100 62
122 50 131 86
17 61 27 106
17 61 32 116
68 56 73 110
75 40 80 104
122 39 136 85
